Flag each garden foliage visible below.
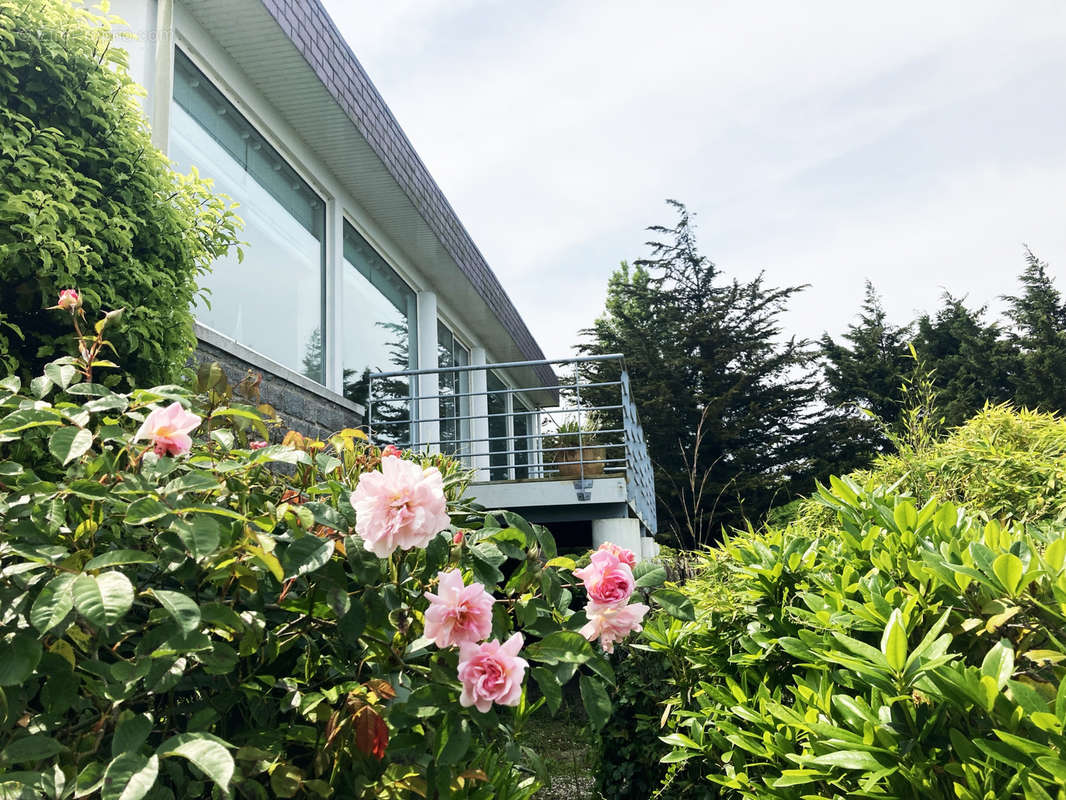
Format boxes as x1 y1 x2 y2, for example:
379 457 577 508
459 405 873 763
605 405 1066 799
0 305 674 799
0 0 240 386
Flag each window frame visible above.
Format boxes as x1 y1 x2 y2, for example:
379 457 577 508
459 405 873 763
171 44 329 384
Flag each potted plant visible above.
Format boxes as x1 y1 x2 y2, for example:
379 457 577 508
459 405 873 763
544 414 607 478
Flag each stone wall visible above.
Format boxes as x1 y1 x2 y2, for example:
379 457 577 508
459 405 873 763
193 325 363 440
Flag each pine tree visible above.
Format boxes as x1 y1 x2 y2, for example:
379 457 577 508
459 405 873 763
579 200 820 546
1003 248 1066 412
820 282 912 424
912 293 1014 427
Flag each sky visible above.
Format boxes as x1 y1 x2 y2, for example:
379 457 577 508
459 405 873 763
321 0 1066 360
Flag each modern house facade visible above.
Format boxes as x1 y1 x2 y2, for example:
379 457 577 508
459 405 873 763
111 0 657 556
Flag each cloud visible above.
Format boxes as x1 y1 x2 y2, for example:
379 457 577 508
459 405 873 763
324 0 1066 358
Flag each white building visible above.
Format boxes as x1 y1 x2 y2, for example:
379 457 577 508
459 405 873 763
113 0 657 557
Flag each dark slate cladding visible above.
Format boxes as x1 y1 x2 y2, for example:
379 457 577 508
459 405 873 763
194 338 363 441
256 0 557 391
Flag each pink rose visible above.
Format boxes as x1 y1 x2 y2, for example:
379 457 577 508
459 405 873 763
457 633 528 712
424 569 494 648
574 550 635 605
135 402 202 457
580 600 650 654
249 440 268 450
56 289 81 311
351 455 451 558
598 541 637 568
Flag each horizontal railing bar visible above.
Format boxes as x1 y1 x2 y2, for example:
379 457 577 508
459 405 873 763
369 353 624 380
369 405 626 426
384 431 628 449
369 381 623 405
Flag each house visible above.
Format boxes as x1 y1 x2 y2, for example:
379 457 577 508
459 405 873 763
112 0 657 557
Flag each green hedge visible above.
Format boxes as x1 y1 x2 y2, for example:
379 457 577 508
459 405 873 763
0 0 240 386
606 406 1066 799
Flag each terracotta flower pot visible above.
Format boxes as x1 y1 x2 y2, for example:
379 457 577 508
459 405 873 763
554 445 606 478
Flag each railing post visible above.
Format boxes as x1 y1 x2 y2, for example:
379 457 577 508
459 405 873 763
470 347 490 480
415 291 439 453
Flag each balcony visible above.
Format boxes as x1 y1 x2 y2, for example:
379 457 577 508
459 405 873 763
366 355 658 558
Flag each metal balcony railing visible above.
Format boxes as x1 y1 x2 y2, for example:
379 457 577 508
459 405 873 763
366 354 656 534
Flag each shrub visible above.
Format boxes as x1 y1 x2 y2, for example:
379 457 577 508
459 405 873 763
608 406 1066 799
873 404 1066 524
0 307 669 798
0 0 240 387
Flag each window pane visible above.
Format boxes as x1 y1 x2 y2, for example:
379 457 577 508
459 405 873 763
438 323 456 451
488 373 509 481
170 50 325 381
438 323 470 458
340 221 417 446
514 398 530 480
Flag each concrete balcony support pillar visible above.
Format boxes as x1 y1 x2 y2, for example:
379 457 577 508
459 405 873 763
592 518 642 560
416 291 439 453
470 347 490 480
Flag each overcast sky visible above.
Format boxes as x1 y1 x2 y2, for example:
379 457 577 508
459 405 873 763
321 0 1066 359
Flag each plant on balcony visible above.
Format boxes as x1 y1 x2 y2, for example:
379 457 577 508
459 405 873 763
544 415 608 478
0 298 684 798
0 0 242 389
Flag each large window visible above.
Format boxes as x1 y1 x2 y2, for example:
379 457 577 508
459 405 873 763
170 50 326 381
341 221 417 444
438 323 469 457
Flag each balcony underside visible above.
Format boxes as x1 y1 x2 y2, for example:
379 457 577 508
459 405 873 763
465 476 633 525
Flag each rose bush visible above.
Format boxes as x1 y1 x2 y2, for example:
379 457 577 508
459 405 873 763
0 302 676 798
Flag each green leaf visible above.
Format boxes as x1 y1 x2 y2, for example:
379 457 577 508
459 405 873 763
161 472 222 495
633 562 667 589
545 556 576 570
579 674 612 730
65 383 114 397
84 551 155 570
1037 757 1066 782
30 574 75 634
156 735 233 793
0 407 63 433
2 735 64 764
1045 538 1066 572
280 536 334 580
101 753 159 800
67 479 111 499
150 590 201 634
531 666 563 714
807 750 890 771
30 375 53 399
171 516 221 560
982 638 1015 691
436 717 471 766
524 631 595 665
880 608 908 673
73 572 134 627
112 714 153 758
44 362 76 389
993 553 1025 596
48 426 94 466
124 497 171 526
0 633 42 686
651 589 694 621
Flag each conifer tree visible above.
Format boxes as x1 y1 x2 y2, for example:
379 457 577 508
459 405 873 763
1003 248 1066 412
912 293 1014 427
579 201 819 545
